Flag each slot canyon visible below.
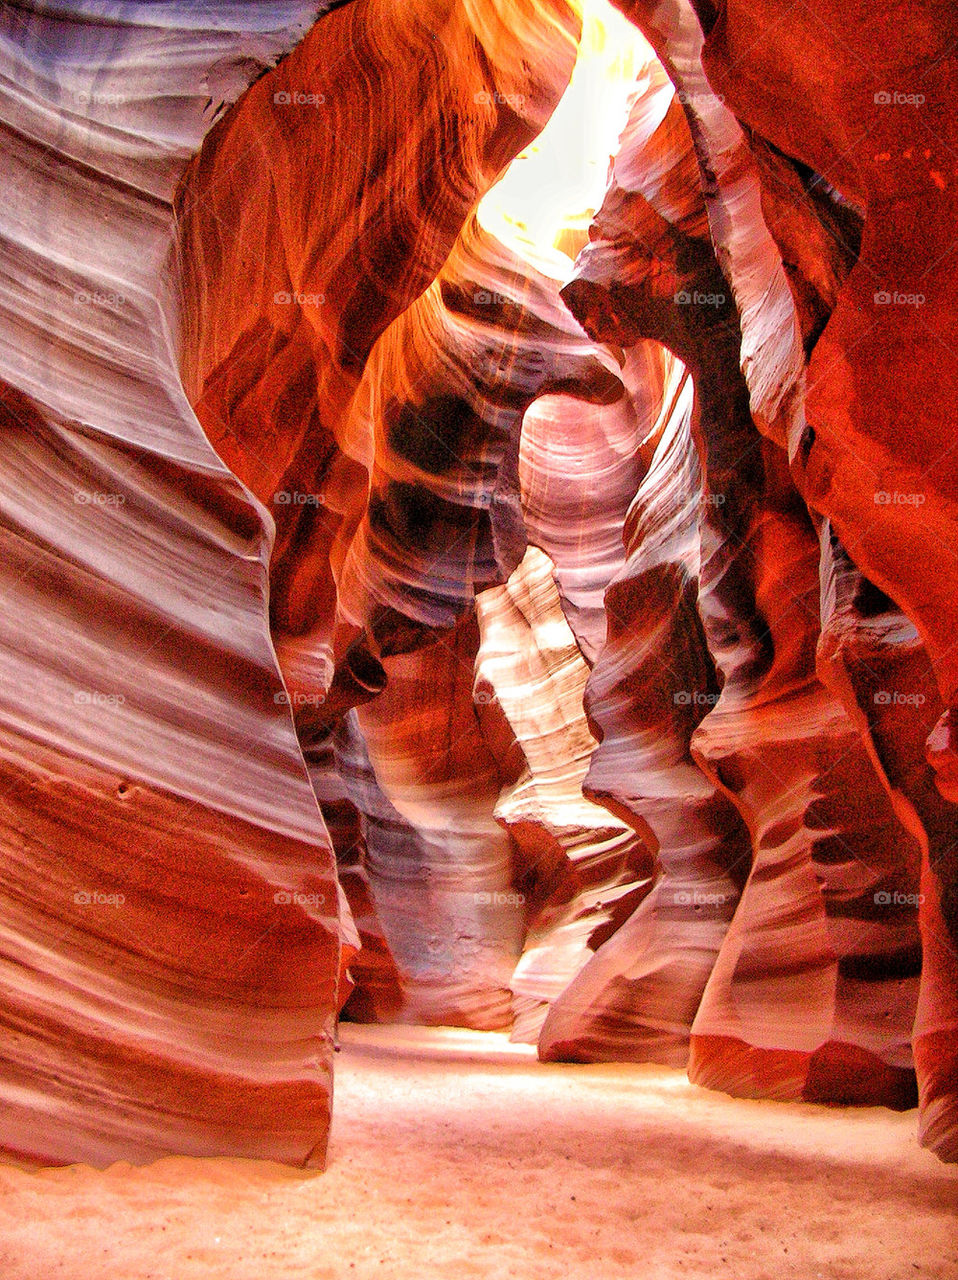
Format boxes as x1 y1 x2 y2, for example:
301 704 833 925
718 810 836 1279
0 0 956 1275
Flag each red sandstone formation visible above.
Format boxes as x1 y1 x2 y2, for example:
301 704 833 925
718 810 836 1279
602 0 957 1158
694 0 958 1163
177 0 583 701
2 0 956 1168
563 48 924 1108
538 362 752 1066
475 546 653 1041
0 0 347 1168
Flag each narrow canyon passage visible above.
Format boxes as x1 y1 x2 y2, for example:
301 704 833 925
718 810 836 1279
0 0 957 1271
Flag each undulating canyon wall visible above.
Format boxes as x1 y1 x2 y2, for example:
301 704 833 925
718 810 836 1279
0 0 351 1169
564 25 925 1113
1 0 956 1167
601 0 958 1157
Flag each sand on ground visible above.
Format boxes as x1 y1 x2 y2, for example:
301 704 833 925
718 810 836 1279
0 1023 955 1280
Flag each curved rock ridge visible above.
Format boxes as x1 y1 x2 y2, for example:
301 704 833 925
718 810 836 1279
562 52 925 1108
174 0 587 1033
683 0 958 1157
0 1 348 1167
303 200 630 1026
599 0 956 1155
518 344 669 664
325 270 669 1032
539 360 752 1066
326 708 503 1027
607 0 805 450
700 0 958 719
335 213 623 659
176 0 583 711
816 532 958 1151
354 614 524 1029
474 546 653 1042
304 726 404 1024
7 0 958 1169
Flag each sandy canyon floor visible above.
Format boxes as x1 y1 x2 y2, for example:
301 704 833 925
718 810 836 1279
0 1024 955 1279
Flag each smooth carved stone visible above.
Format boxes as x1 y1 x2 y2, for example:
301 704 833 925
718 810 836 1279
817 532 958 1155
475 547 653 1043
177 0 583 716
174 0 586 1042
699 4 958 725
704 0 958 1157
0 3 346 1167
564 56 923 1106
335 214 624 658
607 0 804 451
354 616 523 1030
612 0 957 1156
539 363 751 1067
304 729 404 1023
518 345 669 664
8 0 958 1169
332 711 471 1024
325 209 634 1029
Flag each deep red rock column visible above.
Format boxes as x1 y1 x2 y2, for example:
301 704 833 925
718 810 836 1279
564 56 923 1105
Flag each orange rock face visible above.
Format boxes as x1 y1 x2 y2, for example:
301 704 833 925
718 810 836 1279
607 0 958 1155
0 2 348 1168
3 0 957 1167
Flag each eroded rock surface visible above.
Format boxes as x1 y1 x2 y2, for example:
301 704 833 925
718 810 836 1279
4 0 958 1167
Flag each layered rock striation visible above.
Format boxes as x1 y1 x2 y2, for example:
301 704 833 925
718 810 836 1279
2 0 956 1167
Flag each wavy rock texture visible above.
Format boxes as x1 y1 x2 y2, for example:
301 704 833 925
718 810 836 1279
298 140 645 1028
335 214 621 656
563 50 924 1108
0 2 351 1167
518 345 667 663
538 362 752 1066
175 0 591 1046
304 728 404 1024
606 0 958 1154
816 535 958 1153
608 0 804 448
475 546 652 1042
177 0 583 707
683 0 958 1160
353 614 524 1029
7 0 958 1170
